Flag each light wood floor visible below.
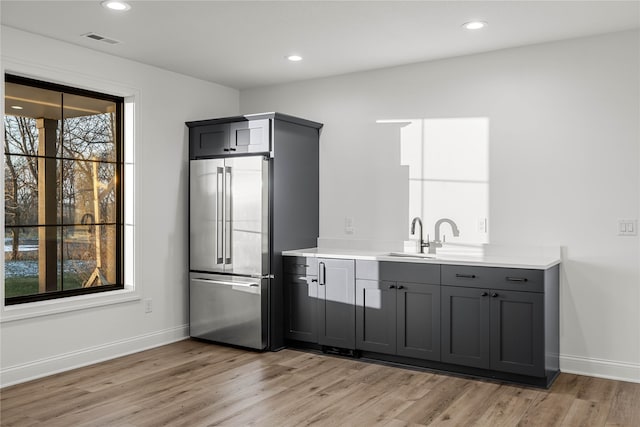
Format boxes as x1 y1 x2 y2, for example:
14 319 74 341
1 339 639 426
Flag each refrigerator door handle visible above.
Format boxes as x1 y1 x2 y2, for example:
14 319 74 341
225 166 232 265
216 167 224 265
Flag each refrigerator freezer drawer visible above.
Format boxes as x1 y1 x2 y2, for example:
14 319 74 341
189 274 266 350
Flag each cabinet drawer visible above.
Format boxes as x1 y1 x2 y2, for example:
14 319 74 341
283 256 318 276
355 260 379 280
441 265 543 293
380 262 440 284
190 123 230 158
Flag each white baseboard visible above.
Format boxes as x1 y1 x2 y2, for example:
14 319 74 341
560 353 640 383
0 324 189 388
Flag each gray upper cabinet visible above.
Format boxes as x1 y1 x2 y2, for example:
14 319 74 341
189 119 271 158
229 119 270 153
189 123 230 158
318 258 356 349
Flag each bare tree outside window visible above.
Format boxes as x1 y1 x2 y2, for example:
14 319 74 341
4 75 124 303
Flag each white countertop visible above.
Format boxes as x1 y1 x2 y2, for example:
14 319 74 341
282 247 561 270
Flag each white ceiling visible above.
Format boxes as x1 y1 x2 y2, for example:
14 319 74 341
1 1 639 90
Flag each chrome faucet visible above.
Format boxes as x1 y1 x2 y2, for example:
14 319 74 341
428 218 460 254
410 217 429 253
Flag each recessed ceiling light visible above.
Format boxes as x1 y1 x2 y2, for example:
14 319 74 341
462 21 487 30
101 1 131 11
287 55 303 62
10 105 24 110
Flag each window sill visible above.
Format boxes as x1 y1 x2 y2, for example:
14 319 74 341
0 286 139 323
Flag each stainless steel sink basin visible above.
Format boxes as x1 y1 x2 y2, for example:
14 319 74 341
386 252 437 259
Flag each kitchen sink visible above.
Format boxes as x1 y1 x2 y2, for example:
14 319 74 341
385 252 437 259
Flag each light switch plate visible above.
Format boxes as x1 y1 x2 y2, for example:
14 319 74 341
618 219 637 236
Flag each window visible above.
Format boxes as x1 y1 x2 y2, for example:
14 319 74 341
4 74 124 305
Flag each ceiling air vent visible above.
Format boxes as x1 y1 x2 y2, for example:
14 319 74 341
82 32 121 45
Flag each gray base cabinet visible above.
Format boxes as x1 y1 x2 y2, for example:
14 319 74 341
490 290 544 376
283 257 318 343
355 280 397 354
441 286 491 369
355 261 441 361
283 255 559 387
396 282 440 360
441 265 550 378
283 257 357 350
318 258 356 349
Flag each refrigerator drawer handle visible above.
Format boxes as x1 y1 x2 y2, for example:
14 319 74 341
192 278 260 287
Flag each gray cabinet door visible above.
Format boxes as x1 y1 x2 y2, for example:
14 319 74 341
284 274 318 343
397 282 440 361
490 290 545 377
318 258 355 349
355 280 397 354
190 123 230 157
229 119 270 154
441 285 491 369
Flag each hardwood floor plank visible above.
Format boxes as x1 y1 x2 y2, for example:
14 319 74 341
1 339 639 427
605 381 640 426
471 384 538 427
517 392 574 426
561 398 609 427
429 380 501 426
575 376 619 403
394 375 474 425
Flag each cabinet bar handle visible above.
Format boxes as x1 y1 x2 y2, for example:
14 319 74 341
506 277 528 282
491 292 499 297
455 274 476 279
319 262 326 286
311 279 318 283
481 292 488 297
397 285 405 290
389 285 396 289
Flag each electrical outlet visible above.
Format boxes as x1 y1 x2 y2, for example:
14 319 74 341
477 218 488 233
144 298 153 313
344 216 355 235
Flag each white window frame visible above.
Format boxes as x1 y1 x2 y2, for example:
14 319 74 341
1 59 140 322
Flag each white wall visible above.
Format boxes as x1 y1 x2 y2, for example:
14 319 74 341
0 27 239 386
241 30 640 382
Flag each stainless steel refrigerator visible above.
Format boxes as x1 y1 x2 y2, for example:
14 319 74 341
187 113 321 350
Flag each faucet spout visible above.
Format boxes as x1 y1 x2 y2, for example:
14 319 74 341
434 218 460 243
410 217 428 254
